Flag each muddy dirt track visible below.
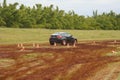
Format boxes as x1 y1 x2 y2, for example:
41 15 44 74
0 40 120 80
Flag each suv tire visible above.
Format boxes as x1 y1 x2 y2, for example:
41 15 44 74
61 40 66 45
50 42 54 45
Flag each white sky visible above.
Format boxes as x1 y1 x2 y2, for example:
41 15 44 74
0 0 120 16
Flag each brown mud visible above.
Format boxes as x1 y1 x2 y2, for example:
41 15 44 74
0 40 120 80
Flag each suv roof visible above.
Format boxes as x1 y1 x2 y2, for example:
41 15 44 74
52 32 67 35
51 32 71 37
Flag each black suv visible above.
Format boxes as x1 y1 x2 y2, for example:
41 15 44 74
49 32 77 45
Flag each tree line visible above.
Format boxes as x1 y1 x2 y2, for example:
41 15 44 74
0 0 120 30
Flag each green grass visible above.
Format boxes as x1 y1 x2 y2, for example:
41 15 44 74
0 28 120 44
0 58 15 68
118 74 120 80
106 51 120 56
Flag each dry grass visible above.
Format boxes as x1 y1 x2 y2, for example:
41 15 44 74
0 28 120 44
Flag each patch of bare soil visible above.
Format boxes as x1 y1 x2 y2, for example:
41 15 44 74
0 40 120 80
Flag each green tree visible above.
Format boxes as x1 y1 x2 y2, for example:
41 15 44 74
0 0 120 30
3 0 7 8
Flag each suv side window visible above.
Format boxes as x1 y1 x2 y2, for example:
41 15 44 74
60 33 71 37
60 33 65 36
65 33 71 37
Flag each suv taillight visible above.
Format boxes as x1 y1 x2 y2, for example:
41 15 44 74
57 35 62 39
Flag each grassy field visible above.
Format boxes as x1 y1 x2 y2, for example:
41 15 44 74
0 28 120 80
0 28 120 44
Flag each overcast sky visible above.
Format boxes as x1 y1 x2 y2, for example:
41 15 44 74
0 0 120 16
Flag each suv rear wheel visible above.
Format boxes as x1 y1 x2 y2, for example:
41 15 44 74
50 42 54 45
72 39 77 45
61 40 66 45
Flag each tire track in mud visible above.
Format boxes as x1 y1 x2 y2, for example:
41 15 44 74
0 53 59 79
0 40 120 80
87 62 120 80
68 57 120 80
103 66 117 80
1 55 120 80
102 62 120 80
